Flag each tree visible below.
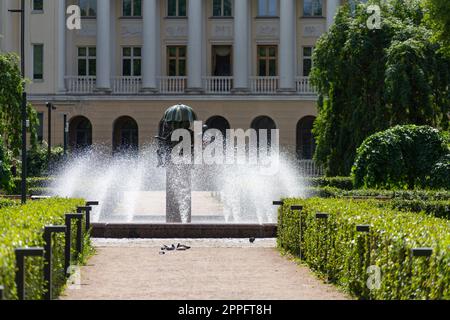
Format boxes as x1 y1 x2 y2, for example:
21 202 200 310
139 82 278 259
0 53 38 157
310 0 450 176
0 135 13 191
423 0 450 56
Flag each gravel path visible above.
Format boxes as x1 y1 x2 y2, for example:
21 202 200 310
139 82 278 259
61 239 349 300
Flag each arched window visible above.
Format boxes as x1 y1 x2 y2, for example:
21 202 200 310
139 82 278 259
69 116 92 151
251 116 277 147
113 116 139 153
205 116 230 138
296 116 316 159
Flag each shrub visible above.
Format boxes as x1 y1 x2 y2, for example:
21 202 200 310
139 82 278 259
379 199 450 220
0 198 89 300
278 198 450 299
27 143 64 177
0 198 16 209
9 177 54 195
352 125 450 190
0 135 13 192
306 177 354 190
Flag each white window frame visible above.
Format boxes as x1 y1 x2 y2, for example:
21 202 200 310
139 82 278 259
122 0 142 17
212 0 232 17
77 46 97 76
302 46 314 77
303 0 323 17
257 0 278 17
122 47 142 76
33 44 44 81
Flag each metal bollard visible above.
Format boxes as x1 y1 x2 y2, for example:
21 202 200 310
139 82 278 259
0 285 4 300
77 206 92 231
15 247 45 300
64 213 84 275
291 205 303 259
43 225 66 300
412 248 433 257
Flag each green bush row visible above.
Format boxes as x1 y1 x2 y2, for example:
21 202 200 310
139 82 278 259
278 198 450 299
0 198 16 209
304 186 450 201
378 199 450 220
305 177 354 190
9 177 55 195
0 198 90 300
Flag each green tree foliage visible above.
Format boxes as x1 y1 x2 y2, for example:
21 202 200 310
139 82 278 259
311 0 450 176
0 135 13 191
422 0 450 56
27 143 65 177
352 125 450 189
0 53 38 157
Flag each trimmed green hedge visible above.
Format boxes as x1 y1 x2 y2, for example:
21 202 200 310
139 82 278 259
305 177 354 190
0 198 16 209
278 198 450 299
379 199 450 220
305 186 450 201
9 177 54 195
0 198 89 300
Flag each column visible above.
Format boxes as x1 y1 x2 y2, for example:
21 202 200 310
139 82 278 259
57 0 66 92
326 0 340 30
142 0 157 92
187 0 203 92
96 0 111 91
233 0 249 92
279 0 296 92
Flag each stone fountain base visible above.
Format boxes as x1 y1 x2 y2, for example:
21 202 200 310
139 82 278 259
91 223 277 239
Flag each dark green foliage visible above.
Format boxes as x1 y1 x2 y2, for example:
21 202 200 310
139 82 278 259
311 0 450 176
0 198 89 300
8 177 54 195
27 143 65 177
352 125 450 189
0 198 16 209
306 176 354 190
278 198 450 299
423 0 450 56
0 135 13 192
0 53 38 157
379 199 450 219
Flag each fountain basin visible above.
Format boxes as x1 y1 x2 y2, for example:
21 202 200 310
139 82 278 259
91 223 277 239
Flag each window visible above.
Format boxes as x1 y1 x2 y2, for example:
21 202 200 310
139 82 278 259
257 46 277 76
33 0 44 11
212 45 232 76
167 46 187 76
258 0 277 16
213 0 232 17
33 44 43 80
123 0 142 17
303 0 322 17
79 0 97 17
168 0 187 17
122 47 142 76
296 116 316 159
302 47 313 76
78 47 97 76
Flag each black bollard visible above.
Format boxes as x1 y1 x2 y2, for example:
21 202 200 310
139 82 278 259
77 206 92 231
43 225 66 300
64 213 84 275
0 285 4 300
15 247 44 300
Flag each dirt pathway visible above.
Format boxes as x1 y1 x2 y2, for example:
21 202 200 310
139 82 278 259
61 239 348 300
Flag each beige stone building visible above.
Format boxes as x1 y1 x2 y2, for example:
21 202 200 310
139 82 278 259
0 0 343 161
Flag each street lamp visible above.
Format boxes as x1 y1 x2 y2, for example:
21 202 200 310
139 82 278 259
46 102 56 163
9 0 27 204
63 114 69 156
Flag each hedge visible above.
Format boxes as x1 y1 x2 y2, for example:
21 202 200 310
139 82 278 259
9 177 55 195
0 198 16 209
379 199 450 220
305 177 354 190
304 186 450 201
0 198 90 300
278 198 450 299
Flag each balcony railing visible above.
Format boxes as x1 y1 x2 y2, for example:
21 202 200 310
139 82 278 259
158 76 187 94
296 77 315 94
65 76 96 94
112 76 142 94
204 76 233 94
250 76 279 94
298 159 324 177
64 76 316 95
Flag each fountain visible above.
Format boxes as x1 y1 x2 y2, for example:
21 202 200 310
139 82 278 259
49 104 307 237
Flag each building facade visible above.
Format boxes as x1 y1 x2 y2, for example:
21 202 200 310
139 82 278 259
0 0 342 159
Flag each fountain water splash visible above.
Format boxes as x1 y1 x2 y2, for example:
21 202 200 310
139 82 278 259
50 144 306 224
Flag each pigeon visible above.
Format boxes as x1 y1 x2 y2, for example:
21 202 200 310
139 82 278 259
249 237 256 243
176 243 191 250
161 244 176 251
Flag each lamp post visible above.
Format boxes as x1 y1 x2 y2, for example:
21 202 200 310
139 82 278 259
46 102 56 163
63 114 68 156
9 0 27 204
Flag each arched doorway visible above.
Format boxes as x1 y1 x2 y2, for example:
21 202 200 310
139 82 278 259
296 116 316 159
113 116 139 153
69 116 92 151
251 116 277 147
205 116 230 137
